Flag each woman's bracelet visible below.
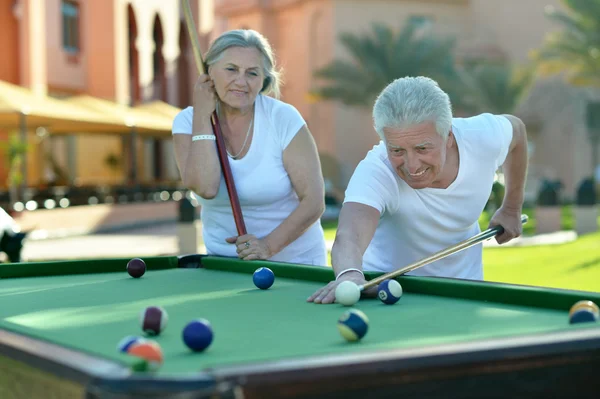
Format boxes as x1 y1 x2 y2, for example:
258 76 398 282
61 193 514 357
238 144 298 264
335 268 364 281
192 134 216 142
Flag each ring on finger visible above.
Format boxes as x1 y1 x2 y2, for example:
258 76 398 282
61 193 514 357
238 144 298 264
245 242 250 249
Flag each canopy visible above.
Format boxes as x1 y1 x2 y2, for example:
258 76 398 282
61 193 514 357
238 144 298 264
134 100 182 120
66 96 175 137
0 80 126 133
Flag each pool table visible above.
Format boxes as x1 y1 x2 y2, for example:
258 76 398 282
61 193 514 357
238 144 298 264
0 254 599 399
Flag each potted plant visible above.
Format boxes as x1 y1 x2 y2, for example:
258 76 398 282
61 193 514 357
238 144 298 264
573 177 597 235
535 179 562 234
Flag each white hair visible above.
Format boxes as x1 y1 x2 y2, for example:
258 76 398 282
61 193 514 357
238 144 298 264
205 29 282 99
372 76 453 140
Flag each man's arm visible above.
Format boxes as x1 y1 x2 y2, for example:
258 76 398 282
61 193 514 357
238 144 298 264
307 202 380 304
491 114 529 244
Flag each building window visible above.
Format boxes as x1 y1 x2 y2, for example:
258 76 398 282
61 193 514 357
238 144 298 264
62 1 80 53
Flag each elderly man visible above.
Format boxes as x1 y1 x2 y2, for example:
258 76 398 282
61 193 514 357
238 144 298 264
308 76 528 304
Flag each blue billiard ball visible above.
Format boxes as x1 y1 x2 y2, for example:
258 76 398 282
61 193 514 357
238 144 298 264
253 267 275 290
377 279 403 305
182 319 214 352
337 309 369 342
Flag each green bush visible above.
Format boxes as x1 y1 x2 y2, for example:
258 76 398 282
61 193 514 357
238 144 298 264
487 181 505 210
537 179 561 206
576 177 597 205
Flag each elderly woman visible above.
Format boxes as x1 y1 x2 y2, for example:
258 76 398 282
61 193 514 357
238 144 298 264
172 29 327 266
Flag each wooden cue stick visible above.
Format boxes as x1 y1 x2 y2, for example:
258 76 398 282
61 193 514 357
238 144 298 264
181 0 247 236
360 214 529 291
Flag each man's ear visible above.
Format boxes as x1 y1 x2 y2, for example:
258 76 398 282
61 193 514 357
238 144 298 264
447 130 455 148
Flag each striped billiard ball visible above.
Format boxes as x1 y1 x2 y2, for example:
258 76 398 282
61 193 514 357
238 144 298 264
337 309 369 342
377 279 403 305
140 306 168 336
117 335 146 353
569 300 599 324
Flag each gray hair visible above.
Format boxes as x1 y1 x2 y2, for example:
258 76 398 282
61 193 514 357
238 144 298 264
205 29 282 99
372 76 453 140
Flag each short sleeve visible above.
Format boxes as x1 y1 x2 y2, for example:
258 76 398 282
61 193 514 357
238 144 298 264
271 101 306 150
172 107 193 135
343 148 399 215
492 115 514 168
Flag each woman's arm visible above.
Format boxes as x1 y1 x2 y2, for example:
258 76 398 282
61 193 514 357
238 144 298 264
262 125 326 255
172 75 222 199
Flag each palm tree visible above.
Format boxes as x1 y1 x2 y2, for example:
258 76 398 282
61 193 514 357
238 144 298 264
531 0 600 87
311 20 460 108
531 0 600 174
453 59 535 115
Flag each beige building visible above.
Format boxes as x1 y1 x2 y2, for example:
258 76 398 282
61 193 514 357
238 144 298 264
214 0 599 202
1 0 598 203
0 0 214 190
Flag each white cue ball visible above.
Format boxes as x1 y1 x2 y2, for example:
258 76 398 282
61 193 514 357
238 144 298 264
335 280 361 306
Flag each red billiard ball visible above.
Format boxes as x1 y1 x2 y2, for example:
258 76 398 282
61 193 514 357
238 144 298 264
127 258 146 278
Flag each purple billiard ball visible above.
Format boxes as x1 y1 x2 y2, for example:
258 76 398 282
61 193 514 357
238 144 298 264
182 319 213 352
127 258 146 278
140 306 168 336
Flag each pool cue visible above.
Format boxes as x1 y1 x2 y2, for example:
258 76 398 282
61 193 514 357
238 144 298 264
181 0 247 236
359 214 529 291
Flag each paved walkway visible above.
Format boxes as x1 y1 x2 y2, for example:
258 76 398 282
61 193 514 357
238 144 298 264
1 202 580 262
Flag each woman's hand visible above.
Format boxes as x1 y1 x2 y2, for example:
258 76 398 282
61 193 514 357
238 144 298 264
226 234 274 261
193 74 217 120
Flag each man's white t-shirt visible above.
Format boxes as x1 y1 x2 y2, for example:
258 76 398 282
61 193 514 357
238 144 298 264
344 113 513 280
172 95 327 266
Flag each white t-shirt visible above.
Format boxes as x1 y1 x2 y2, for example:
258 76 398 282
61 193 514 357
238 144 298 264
344 113 513 280
172 95 327 266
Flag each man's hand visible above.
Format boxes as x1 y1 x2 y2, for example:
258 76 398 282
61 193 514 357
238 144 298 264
489 207 523 245
307 271 377 304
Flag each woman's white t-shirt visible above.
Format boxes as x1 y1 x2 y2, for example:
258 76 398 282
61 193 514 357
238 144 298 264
172 95 327 266
343 113 514 280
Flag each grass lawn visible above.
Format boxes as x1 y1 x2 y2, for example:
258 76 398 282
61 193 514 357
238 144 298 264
483 231 600 293
320 208 600 293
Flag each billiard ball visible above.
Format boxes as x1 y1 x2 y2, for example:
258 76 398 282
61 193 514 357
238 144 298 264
117 335 146 353
377 279 403 305
253 267 275 290
569 308 599 324
127 258 146 278
335 280 361 306
127 340 163 369
140 306 168 336
182 319 214 352
337 309 369 342
569 300 599 324
569 300 599 318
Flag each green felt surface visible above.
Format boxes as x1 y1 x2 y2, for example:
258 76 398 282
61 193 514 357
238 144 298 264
0 257 598 375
